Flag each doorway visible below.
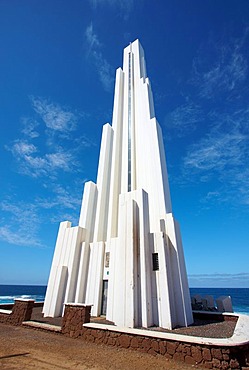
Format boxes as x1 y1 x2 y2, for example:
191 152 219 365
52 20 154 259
100 280 108 316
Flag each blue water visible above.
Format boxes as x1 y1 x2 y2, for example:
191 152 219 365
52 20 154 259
190 287 249 315
0 285 46 305
0 285 248 315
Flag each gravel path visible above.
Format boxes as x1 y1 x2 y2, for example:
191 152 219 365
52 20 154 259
31 307 237 339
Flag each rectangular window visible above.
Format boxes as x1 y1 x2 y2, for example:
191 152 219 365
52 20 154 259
152 253 159 271
105 252 110 268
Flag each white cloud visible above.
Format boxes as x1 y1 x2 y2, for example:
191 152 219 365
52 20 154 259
36 184 82 226
0 201 43 248
235 168 249 205
24 155 47 172
31 96 77 132
188 272 249 287
179 28 249 206
184 131 246 171
5 97 94 181
164 102 203 137
92 50 113 91
0 183 82 247
7 139 76 178
37 185 81 211
192 32 248 99
24 151 74 177
10 140 37 157
85 22 100 53
74 134 97 148
0 226 42 248
0 181 83 248
88 0 134 15
21 117 40 138
46 152 73 171
182 107 249 207
189 273 249 279
200 191 221 204
85 23 113 91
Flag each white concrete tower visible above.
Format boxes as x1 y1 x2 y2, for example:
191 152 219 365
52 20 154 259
43 39 193 330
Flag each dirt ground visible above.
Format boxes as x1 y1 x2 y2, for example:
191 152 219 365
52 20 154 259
0 323 201 370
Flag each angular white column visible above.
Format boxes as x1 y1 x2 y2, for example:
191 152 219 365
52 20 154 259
107 68 124 239
93 123 113 242
43 221 70 317
165 213 193 326
43 222 85 317
110 192 139 327
152 231 176 329
133 189 153 328
85 241 105 316
75 181 97 303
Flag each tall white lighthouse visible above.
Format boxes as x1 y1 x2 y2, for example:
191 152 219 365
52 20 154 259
43 39 193 330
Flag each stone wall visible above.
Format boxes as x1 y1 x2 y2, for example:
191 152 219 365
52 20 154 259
55 304 249 369
80 327 249 369
0 299 34 325
0 301 248 369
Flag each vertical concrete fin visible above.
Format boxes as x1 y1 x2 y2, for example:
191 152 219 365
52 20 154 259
93 124 114 242
43 221 71 317
79 181 98 242
107 68 124 239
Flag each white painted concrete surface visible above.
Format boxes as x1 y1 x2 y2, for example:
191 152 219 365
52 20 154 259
43 39 193 330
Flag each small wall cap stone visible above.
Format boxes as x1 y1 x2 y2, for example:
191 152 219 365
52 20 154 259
64 303 93 307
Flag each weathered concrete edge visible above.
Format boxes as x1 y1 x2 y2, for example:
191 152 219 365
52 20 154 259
23 321 61 333
0 309 11 315
83 313 249 347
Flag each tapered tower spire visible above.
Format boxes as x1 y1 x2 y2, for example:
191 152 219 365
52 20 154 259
43 39 193 330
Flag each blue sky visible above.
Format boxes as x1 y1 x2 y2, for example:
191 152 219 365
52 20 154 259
0 0 249 288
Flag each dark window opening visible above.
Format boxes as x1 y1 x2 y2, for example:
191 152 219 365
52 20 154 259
152 253 159 271
105 252 110 268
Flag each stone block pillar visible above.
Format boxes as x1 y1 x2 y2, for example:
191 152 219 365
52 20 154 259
12 299 35 324
61 303 92 338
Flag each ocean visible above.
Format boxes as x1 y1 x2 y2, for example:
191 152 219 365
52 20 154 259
0 285 46 305
0 285 248 315
190 287 249 315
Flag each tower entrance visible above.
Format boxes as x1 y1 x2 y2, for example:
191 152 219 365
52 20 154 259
101 280 108 316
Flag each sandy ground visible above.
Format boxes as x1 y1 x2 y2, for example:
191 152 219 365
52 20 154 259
0 323 201 370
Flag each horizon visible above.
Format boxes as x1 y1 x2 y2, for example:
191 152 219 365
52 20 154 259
1 1 249 288
1 284 248 289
